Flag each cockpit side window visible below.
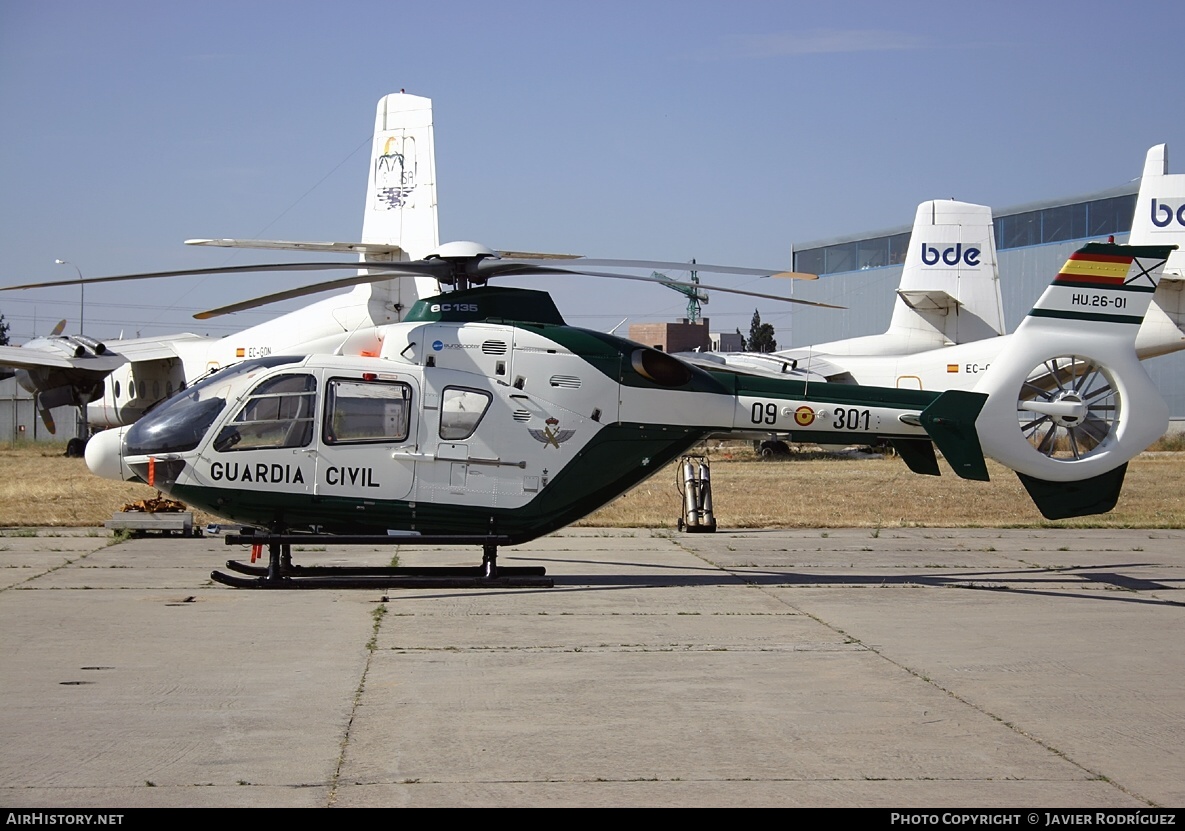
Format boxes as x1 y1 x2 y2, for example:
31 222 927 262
439 387 491 441
213 373 317 452
324 378 411 444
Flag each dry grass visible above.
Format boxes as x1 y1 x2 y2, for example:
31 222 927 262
1 440 1183 530
0 443 219 529
578 451 1185 529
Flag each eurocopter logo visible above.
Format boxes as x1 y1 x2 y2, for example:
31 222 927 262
1150 198 1185 228
528 417 575 449
921 242 981 267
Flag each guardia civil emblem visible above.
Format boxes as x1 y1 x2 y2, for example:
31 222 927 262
528 417 575 449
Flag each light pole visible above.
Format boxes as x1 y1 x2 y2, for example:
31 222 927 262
53 259 83 335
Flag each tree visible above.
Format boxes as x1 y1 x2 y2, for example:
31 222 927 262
0 312 9 346
746 309 777 354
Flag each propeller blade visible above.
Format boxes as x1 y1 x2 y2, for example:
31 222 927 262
36 400 56 434
50 319 67 336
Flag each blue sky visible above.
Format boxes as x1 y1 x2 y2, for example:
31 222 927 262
2 0 1183 342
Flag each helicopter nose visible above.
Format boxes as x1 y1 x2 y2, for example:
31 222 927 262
85 427 134 482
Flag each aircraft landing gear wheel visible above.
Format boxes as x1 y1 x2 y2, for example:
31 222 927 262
759 440 790 459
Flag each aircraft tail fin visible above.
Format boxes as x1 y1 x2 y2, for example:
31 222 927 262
890 200 1004 346
361 92 439 260
1129 144 1185 358
968 242 1175 518
1131 145 1185 276
358 92 441 315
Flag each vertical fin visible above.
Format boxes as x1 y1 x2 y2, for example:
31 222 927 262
361 93 439 258
1016 464 1127 520
1129 144 1185 358
359 92 441 317
891 200 1003 344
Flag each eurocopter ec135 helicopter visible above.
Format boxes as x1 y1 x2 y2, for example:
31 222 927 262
84 240 1175 588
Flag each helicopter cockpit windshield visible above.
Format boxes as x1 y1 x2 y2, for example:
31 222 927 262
125 356 306 456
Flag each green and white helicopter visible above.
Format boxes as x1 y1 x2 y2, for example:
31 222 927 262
84 239 1175 588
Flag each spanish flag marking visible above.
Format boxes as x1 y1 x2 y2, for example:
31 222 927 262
235 347 245 358
1056 252 1132 285
946 364 959 373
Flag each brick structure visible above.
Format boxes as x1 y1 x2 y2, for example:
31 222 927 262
627 319 712 353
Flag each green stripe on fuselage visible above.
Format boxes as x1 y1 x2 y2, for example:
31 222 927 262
1029 308 1142 325
164 422 706 544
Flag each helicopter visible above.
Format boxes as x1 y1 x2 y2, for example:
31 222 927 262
84 240 1175 589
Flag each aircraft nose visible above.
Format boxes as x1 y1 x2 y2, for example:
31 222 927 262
85 427 133 482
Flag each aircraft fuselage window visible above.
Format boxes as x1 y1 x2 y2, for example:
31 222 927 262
213 373 317 452
324 378 411 444
439 387 492 440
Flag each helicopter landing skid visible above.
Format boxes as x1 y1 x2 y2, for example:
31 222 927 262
211 532 552 589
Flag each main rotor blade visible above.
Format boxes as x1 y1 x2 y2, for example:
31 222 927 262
503 257 818 280
1 261 415 291
495 250 583 260
559 269 843 309
193 270 421 319
195 263 585 318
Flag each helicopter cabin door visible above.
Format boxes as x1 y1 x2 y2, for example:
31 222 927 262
314 375 418 502
415 378 505 503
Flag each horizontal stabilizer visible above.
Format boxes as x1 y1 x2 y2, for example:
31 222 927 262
919 389 990 481
1016 464 1127 520
890 439 941 476
896 290 963 315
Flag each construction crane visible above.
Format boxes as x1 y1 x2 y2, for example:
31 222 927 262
653 259 708 322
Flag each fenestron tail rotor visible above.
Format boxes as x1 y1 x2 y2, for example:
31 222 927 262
1017 356 1118 461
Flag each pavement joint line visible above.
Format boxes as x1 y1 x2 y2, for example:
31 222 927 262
327 601 388 807
0 547 106 593
669 532 1166 808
